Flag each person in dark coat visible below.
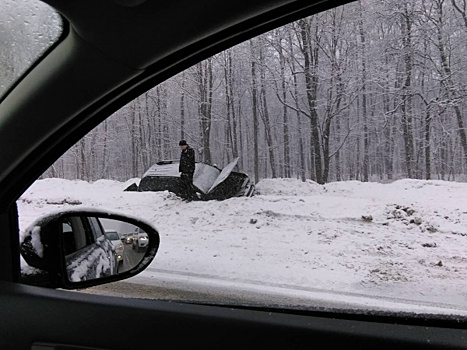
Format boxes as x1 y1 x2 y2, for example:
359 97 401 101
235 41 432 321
178 140 196 200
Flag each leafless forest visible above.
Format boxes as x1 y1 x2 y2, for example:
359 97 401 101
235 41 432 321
42 0 467 184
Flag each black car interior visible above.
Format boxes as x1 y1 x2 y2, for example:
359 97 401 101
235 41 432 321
0 0 467 349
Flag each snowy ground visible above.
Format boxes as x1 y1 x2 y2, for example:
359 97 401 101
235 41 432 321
17 177 467 316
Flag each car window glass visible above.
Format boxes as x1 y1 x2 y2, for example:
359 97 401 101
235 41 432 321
106 231 120 241
63 217 91 254
18 0 467 319
62 220 73 233
0 0 62 98
62 219 77 256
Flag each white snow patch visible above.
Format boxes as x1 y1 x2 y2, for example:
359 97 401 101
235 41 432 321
17 177 467 315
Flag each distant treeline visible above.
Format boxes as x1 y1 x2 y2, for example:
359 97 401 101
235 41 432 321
43 0 467 184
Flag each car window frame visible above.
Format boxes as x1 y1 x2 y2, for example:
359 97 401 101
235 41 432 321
4 0 467 335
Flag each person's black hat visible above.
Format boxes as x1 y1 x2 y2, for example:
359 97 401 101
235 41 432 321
179 140 187 146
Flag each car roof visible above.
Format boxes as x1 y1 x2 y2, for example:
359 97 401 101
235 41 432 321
142 160 217 178
142 162 181 178
0 0 353 210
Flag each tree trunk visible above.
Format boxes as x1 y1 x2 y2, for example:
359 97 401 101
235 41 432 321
436 0 467 166
358 1 369 182
401 2 415 178
288 26 306 182
197 59 213 164
250 40 260 183
298 18 323 184
276 32 291 178
228 50 239 158
180 72 186 140
259 41 277 178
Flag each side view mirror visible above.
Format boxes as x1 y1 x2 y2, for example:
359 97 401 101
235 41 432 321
20 209 160 289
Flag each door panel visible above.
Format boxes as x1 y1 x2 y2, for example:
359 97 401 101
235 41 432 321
1 281 466 350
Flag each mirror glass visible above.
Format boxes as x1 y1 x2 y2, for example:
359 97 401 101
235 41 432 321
61 216 149 282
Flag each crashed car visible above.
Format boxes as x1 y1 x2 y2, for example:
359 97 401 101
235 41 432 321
128 157 255 200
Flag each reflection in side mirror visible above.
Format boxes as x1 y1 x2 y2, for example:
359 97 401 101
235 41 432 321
20 210 159 288
63 217 149 282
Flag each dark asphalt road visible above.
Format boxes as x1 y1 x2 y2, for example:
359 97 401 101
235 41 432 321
117 243 146 273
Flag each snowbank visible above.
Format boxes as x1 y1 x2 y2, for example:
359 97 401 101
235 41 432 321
255 178 324 196
17 177 467 315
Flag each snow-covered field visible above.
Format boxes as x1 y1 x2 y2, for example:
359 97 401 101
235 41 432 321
17 177 467 315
